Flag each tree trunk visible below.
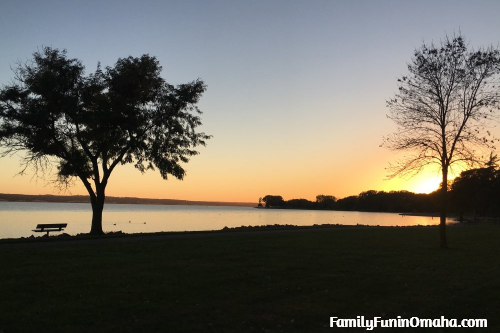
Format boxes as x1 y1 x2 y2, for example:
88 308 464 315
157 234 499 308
439 168 448 248
90 186 105 235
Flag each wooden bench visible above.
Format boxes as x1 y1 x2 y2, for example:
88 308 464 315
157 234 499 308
32 223 68 236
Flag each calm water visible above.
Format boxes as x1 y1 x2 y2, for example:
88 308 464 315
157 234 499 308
0 201 450 239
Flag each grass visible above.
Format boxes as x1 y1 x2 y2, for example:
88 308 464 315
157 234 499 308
1 225 499 332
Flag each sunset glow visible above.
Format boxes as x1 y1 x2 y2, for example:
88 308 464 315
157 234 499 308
413 177 441 194
0 1 499 203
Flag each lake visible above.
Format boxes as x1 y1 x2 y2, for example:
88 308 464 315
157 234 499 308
0 201 451 239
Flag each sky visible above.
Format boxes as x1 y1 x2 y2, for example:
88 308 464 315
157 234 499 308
1 0 500 203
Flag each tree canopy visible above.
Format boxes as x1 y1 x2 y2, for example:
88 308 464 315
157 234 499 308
451 154 500 220
261 195 285 208
0 47 211 234
384 34 500 247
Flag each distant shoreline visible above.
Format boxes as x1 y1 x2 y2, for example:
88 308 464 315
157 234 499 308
0 193 255 207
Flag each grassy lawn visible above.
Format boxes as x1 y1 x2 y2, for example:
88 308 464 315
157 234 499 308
1 226 499 332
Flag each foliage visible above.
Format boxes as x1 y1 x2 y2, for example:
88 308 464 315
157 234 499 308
336 190 438 213
261 195 285 208
384 34 500 177
260 191 439 213
315 194 336 209
285 198 315 209
451 154 500 219
383 33 500 247
0 47 210 234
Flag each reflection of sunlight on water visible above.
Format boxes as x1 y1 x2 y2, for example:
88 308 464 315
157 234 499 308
0 202 454 239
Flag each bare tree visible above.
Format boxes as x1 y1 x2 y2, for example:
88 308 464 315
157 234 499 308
384 34 500 248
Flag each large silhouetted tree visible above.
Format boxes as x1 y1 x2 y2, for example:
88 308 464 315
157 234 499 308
0 47 211 235
384 34 500 248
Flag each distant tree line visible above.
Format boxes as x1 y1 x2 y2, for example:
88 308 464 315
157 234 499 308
259 192 438 213
259 194 338 210
259 160 500 220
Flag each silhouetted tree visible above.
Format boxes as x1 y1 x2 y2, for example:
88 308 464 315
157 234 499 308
358 190 380 211
286 198 315 209
0 47 210 235
336 195 359 211
262 195 285 208
384 34 500 248
333 190 434 213
256 191 441 213
315 194 336 209
451 154 500 221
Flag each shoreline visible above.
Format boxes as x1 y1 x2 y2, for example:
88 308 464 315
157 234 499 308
0 222 470 246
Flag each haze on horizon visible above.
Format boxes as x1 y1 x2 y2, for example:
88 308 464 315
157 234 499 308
1 0 499 203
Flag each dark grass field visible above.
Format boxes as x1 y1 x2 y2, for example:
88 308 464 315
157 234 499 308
1 225 499 332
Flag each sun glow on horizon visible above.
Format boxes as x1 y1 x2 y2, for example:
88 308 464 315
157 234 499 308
410 169 462 194
413 177 441 194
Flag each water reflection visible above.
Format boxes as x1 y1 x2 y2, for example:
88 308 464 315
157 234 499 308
0 202 452 239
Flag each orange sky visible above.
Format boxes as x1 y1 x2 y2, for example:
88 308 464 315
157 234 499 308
0 149 446 203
